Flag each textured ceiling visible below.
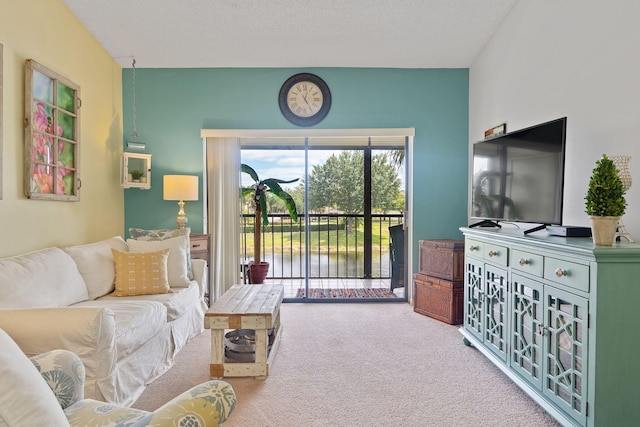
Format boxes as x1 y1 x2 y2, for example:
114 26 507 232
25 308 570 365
63 0 518 69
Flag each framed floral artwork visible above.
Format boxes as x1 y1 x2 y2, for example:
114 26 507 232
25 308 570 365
24 59 81 201
0 44 3 200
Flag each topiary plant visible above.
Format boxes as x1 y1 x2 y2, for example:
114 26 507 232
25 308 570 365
585 154 626 217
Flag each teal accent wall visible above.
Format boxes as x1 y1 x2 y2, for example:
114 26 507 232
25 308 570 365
122 68 469 271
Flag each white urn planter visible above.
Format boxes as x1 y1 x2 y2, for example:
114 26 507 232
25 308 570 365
590 216 619 246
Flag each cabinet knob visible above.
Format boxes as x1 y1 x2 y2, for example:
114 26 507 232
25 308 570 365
469 245 479 252
555 268 567 278
519 258 530 266
488 250 499 257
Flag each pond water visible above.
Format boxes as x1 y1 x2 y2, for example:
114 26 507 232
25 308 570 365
260 251 392 278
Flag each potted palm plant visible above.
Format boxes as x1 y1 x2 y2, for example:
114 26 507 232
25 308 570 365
241 164 299 283
585 154 627 245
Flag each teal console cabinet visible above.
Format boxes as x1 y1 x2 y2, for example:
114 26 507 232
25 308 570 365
460 227 640 427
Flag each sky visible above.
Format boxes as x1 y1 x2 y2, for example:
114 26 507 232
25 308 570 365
241 149 330 188
240 148 405 190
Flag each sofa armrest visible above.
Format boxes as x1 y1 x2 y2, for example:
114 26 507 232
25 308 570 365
0 307 115 357
30 349 85 409
0 307 116 401
133 380 236 426
191 258 208 299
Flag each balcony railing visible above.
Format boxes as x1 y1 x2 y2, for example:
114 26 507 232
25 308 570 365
240 213 403 280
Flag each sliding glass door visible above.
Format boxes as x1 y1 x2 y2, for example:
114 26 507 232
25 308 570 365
240 139 307 293
239 134 407 302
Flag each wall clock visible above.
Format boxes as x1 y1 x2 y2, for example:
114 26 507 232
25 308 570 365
278 73 331 127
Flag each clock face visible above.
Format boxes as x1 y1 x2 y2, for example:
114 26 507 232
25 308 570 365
286 82 323 118
279 73 331 127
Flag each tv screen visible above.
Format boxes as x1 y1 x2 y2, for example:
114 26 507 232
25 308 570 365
470 117 567 231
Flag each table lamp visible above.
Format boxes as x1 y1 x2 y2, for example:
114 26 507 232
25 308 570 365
163 175 199 229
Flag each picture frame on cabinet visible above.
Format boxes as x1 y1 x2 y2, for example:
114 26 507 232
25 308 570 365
484 123 506 140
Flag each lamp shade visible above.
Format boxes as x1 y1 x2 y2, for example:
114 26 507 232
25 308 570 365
163 175 199 201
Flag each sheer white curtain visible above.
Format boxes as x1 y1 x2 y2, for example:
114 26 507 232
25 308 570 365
205 137 241 301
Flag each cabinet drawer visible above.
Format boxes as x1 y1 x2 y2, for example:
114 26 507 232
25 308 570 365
511 249 544 277
465 238 484 258
483 243 508 267
190 251 209 261
190 235 209 253
414 274 461 291
543 257 590 292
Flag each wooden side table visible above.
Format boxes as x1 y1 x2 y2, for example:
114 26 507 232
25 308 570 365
190 234 210 304
189 233 209 262
205 284 284 379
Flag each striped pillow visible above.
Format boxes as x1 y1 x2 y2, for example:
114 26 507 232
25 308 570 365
111 248 171 296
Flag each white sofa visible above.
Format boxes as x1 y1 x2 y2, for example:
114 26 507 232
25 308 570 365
0 234 207 407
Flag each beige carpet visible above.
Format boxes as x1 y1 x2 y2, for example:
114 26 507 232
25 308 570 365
133 303 560 426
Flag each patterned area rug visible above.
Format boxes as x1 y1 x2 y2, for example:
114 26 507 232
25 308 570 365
295 288 398 299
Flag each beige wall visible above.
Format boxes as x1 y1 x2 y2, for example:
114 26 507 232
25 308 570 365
0 0 124 257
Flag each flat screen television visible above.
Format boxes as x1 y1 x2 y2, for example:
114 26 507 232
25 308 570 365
470 117 567 234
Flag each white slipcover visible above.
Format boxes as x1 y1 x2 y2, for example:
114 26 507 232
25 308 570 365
0 247 88 309
0 238 207 407
64 236 128 300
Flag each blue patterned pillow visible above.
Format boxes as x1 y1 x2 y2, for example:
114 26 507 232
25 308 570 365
129 227 190 241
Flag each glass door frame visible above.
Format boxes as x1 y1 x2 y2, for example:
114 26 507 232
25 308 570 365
202 128 415 301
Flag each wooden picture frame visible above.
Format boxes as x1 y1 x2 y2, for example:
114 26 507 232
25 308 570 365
24 59 81 201
0 44 3 200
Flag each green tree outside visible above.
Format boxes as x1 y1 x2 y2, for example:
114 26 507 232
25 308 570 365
307 150 402 232
241 149 404 257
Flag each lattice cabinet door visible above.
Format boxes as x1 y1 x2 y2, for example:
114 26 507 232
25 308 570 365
542 286 588 426
510 274 543 389
483 264 508 361
464 258 484 342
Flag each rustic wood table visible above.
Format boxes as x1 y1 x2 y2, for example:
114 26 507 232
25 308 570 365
205 284 283 379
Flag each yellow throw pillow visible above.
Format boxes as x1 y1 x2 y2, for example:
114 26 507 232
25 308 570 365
111 248 171 296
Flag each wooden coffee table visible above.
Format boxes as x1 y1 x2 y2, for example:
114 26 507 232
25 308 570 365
205 284 283 379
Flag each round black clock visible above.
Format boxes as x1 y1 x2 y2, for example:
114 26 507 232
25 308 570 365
278 73 331 127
